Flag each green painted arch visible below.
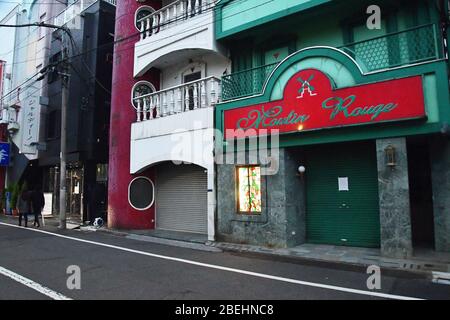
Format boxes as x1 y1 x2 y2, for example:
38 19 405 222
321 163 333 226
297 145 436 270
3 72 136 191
214 47 450 149
216 46 368 110
262 46 365 102
269 57 356 101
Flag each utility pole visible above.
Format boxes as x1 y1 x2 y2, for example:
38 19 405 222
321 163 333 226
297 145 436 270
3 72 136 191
59 31 69 230
0 22 71 229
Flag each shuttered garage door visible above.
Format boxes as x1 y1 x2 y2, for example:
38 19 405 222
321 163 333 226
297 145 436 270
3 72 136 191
305 141 380 248
156 163 207 234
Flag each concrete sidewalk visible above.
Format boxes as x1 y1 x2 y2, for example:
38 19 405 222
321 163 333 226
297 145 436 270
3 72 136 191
207 241 450 275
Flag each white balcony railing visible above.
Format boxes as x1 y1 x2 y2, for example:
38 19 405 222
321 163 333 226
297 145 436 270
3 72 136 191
133 76 221 122
137 0 215 41
54 0 116 26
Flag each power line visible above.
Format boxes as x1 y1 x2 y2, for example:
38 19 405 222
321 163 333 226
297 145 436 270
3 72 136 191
0 2 71 58
1 0 263 68
0 1 68 4
1 0 273 99
0 21 70 104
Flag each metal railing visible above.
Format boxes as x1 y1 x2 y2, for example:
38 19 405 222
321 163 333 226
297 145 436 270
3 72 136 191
133 76 221 122
54 0 116 27
221 63 278 101
137 0 215 41
221 23 441 101
340 23 440 72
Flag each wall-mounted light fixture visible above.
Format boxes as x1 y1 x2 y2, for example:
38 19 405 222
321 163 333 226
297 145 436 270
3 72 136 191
297 165 306 178
384 144 397 169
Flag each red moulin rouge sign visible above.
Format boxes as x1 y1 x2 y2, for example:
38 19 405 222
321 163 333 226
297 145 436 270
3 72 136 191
223 69 426 138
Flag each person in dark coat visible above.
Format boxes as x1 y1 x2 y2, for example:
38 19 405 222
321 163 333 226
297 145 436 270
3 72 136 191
17 189 31 228
31 186 45 228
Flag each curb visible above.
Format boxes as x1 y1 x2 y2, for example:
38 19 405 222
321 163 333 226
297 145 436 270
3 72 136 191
89 227 223 253
208 242 450 278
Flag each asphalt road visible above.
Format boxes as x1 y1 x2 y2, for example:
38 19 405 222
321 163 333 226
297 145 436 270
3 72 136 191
0 221 449 301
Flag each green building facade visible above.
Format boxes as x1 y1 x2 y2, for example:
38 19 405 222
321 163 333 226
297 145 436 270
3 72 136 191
214 0 450 258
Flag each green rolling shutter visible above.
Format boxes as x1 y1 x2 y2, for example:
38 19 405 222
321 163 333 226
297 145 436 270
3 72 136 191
305 141 380 248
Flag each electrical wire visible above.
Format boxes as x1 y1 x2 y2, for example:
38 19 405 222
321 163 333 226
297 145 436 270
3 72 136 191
1 0 266 67
1 0 274 102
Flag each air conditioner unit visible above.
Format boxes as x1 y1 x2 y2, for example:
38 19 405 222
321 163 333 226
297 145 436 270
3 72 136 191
7 121 20 134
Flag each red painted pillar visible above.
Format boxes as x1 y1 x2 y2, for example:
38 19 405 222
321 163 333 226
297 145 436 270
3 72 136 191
0 124 6 195
0 60 7 195
108 0 160 229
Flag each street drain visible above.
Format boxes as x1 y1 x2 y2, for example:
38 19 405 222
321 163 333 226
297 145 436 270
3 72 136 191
402 263 421 270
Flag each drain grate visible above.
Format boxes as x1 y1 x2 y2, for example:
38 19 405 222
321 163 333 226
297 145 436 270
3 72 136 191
402 263 421 270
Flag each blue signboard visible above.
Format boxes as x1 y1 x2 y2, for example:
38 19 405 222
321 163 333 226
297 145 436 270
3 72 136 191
0 142 10 166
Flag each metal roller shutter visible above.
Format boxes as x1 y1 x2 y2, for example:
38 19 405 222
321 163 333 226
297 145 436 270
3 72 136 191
156 163 208 234
305 141 380 248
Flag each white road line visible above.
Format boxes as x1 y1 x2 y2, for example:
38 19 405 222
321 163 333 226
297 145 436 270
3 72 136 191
0 222 423 300
0 266 72 300
432 271 450 285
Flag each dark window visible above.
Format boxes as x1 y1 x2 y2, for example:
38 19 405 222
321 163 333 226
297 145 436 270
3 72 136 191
46 110 59 140
128 177 154 210
183 72 201 110
47 52 61 84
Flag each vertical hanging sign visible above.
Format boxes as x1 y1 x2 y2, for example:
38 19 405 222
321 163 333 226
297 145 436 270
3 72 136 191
20 84 40 154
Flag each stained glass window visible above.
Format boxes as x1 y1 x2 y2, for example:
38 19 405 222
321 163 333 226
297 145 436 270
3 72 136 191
237 166 262 213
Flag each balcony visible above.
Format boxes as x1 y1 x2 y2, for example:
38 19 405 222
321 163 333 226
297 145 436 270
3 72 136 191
53 0 116 26
133 76 221 122
137 0 214 41
130 76 220 174
221 63 278 101
340 23 440 72
134 0 224 76
222 23 442 101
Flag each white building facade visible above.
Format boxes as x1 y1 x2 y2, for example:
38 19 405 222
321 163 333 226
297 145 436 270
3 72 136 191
112 0 230 240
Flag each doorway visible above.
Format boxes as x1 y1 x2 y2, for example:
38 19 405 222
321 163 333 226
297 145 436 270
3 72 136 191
305 141 380 248
183 71 201 110
407 138 435 249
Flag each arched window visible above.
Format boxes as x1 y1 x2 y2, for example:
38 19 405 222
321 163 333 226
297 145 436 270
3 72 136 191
135 6 155 34
131 80 156 109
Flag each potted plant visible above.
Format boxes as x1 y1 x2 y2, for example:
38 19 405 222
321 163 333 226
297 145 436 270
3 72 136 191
1 187 7 215
10 183 20 216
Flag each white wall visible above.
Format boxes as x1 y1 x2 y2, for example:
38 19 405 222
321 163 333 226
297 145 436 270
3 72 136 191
130 107 216 240
134 9 227 76
131 107 214 174
7 1 67 159
0 5 19 105
160 52 230 89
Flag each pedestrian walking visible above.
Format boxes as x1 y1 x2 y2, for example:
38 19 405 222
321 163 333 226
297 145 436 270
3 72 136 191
17 188 31 228
31 186 45 228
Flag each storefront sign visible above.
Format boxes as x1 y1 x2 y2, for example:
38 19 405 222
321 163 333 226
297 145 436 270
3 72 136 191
223 69 426 138
21 84 40 154
0 142 10 166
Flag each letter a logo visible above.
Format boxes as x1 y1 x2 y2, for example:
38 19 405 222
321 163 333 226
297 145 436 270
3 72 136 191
366 265 381 290
297 74 317 99
66 265 81 290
